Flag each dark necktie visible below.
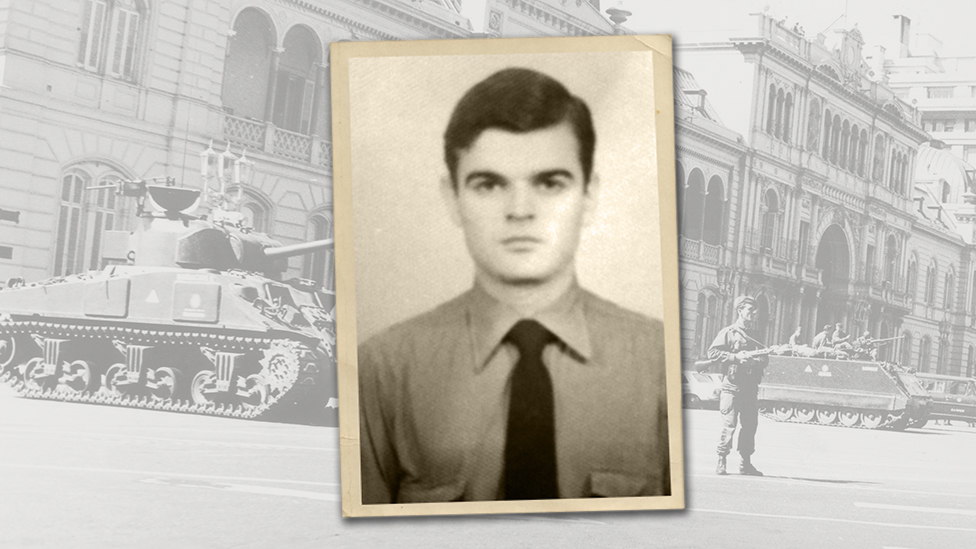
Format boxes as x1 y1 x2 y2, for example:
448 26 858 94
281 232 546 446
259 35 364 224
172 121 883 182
503 319 558 500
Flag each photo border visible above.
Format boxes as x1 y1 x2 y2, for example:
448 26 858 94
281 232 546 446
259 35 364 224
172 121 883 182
331 34 684 518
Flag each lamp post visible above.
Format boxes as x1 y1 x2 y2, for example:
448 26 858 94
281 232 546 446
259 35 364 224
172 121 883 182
199 141 256 212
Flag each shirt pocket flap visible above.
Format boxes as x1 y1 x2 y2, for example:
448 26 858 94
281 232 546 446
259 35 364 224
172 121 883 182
397 480 466 503
588 471 648 498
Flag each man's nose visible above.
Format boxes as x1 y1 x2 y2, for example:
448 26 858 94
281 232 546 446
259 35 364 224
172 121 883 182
505 182 535 221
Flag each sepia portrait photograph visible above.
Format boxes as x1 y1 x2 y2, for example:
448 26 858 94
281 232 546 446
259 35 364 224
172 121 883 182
331 35 684 517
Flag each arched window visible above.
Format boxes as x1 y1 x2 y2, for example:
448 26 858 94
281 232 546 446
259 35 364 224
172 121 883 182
848 125 859 173
761 189 778 252
682 169 705 241
942 181 952 203
54 166 127 276
272 25 321 134
906 255 918 298
822 109 832 159
872 135 886 183
695 292 707 358
900 153 910 195
890 150 901 191
884 235 898 284
970 271 976 314
926 261 938 304
840 120 851 167
235 189 274 233
830 114 841 164
303 213 334 291
857 129 868 177
78 0 148 81
901 332 913 367
766 84 777 134
702 176 725 245
918 336 931 372
807 99 821 151
221 8 275 122
782 92 793 142
676 162 686 232
774 88 785 139
945 271 955 310
937 339 948 374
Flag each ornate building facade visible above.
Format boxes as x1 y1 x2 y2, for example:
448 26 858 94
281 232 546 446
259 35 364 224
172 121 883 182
675 13 976 377
0 0 473 288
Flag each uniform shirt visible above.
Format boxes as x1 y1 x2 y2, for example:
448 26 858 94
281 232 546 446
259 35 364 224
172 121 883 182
811 331 833 349
707 320 766 391
357 281 670 504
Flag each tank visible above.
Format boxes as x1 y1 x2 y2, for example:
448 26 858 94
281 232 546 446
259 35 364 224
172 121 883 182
757 354 931 430
0 179 336 422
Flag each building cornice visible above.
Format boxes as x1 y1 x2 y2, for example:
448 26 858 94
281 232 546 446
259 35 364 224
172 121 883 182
281 0 471 41
497 0 611 36
733 39 931 145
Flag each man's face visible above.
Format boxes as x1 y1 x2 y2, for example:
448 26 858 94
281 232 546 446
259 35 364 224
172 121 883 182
738 304 757 323
443 121 598 286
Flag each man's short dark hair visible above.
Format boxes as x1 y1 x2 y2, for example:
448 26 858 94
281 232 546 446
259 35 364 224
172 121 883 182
444 67 596 189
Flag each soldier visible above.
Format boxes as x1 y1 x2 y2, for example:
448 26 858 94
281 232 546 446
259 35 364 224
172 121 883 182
811 324 835 349
853 331 877 360
832 322 853 352
788 325 802 346
708 295 768 476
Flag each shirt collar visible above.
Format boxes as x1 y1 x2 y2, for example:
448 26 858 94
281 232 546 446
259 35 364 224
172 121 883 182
466 280 593 373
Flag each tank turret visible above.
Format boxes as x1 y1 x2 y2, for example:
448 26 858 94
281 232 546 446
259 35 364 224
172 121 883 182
0 170 337 424
98 179 333 280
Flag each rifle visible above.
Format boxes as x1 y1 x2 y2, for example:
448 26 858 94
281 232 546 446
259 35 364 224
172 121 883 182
867 335 903 347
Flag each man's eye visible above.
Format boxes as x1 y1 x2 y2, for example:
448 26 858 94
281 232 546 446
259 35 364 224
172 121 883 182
472 179 504 192
536 178 568 191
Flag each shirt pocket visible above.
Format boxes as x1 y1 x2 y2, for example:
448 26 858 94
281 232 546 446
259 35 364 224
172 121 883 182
586 471 648 498
396 479 466 503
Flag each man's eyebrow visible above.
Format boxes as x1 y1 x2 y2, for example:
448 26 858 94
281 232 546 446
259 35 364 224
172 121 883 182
463 171 504 185
533 169 576 181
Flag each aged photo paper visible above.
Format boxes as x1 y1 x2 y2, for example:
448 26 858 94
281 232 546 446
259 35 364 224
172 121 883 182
331 35 683 517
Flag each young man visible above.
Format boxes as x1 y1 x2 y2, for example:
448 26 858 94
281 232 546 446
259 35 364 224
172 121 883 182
357 67 670 503
707 296 768 476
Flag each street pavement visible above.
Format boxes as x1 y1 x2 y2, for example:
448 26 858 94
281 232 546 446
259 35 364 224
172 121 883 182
1 384 974 548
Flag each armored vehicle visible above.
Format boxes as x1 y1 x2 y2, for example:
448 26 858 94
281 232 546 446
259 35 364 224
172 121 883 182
0 180 336 421
758 354 930 430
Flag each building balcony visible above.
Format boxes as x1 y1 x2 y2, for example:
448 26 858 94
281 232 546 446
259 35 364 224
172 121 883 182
679 236 725 266
222 114 332 170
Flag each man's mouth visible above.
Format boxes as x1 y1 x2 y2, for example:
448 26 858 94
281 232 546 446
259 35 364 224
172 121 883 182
502 236 541 246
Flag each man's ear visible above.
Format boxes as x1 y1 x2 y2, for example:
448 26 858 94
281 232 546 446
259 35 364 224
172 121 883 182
440 174 462 227
582 173 601 227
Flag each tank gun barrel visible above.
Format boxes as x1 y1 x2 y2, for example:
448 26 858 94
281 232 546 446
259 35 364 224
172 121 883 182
262 239 334 259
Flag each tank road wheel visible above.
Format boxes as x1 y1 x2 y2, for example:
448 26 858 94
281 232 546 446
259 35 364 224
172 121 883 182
0 335 16 373
794 406 816 423
860 412 884 429
771 404 794 421
102 363 125 396
838 410 860 428
816 408 838 425
190 371 217 406
59 360 97 394
151 367 180 402
241 374 270 411
23 357 50 392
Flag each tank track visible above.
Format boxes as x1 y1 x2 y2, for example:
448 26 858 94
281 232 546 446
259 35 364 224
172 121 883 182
759 403 908 430
0 319 319 420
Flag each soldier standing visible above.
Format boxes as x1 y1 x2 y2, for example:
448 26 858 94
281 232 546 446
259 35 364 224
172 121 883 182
708 295 768 476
